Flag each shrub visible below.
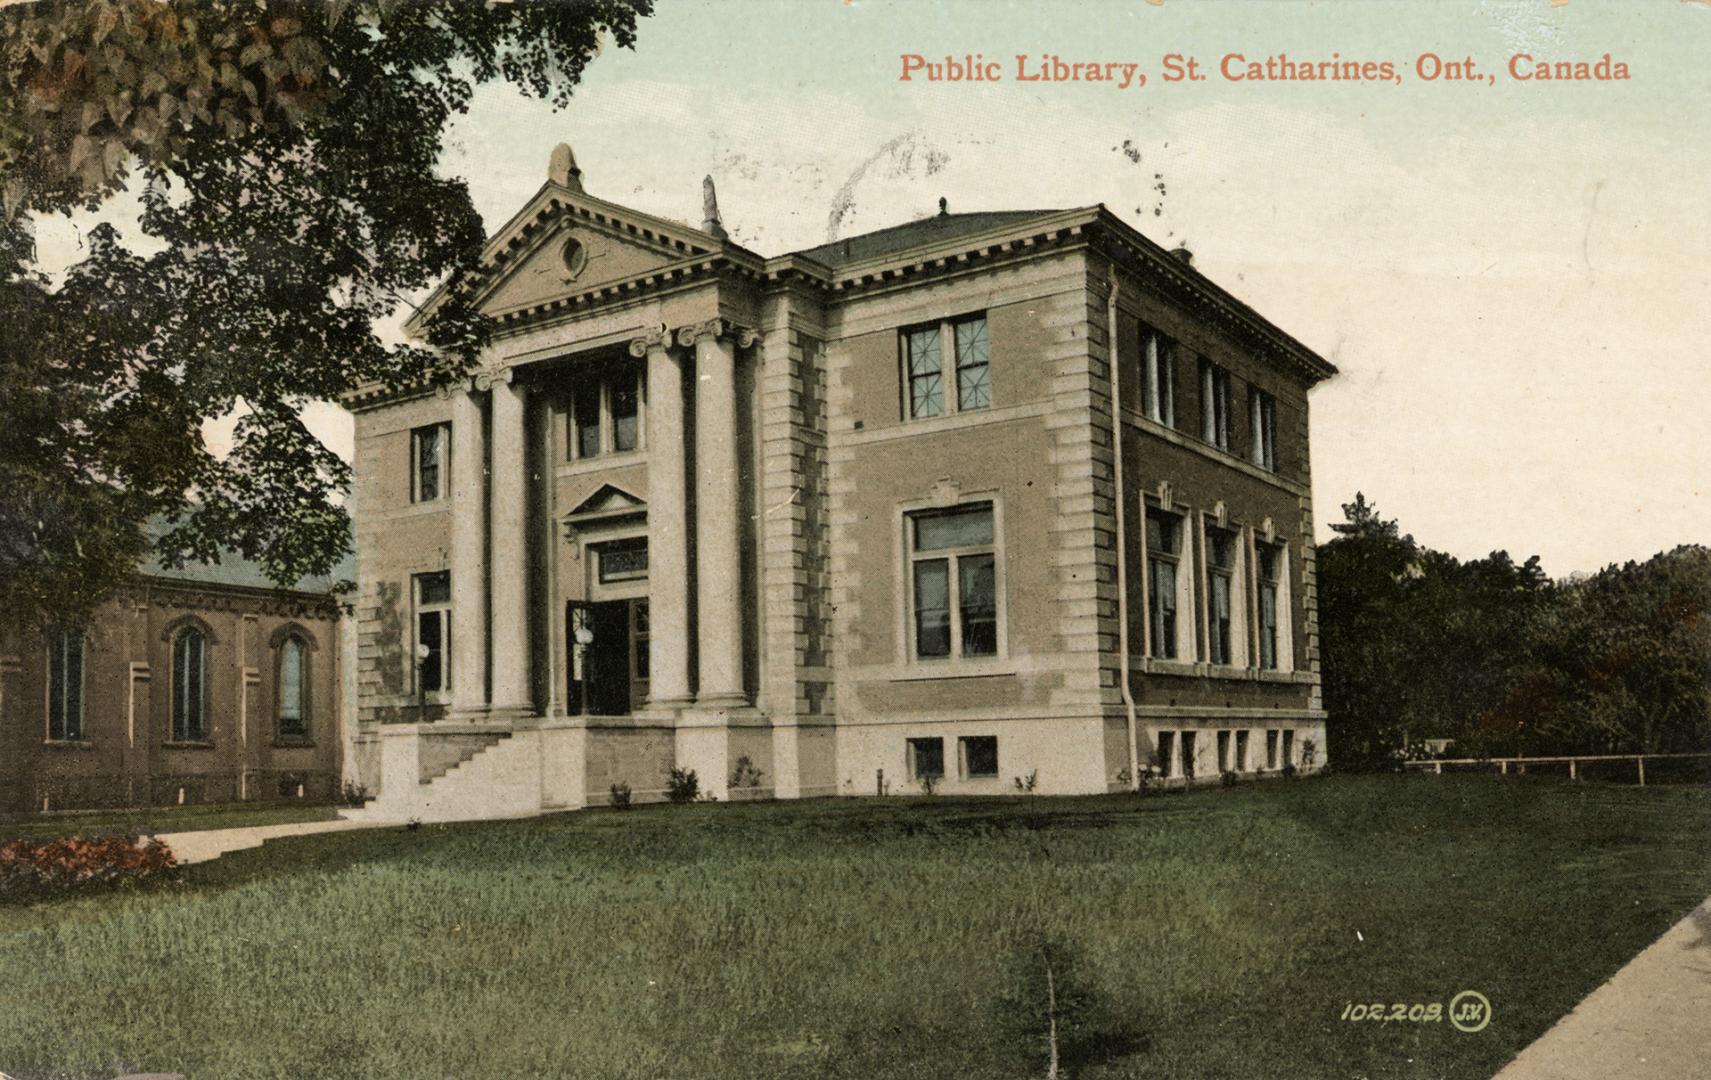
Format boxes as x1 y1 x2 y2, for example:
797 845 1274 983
609 782 633 810
1220 770 1238 788
1014 769 1040 794
666 767 699 804
919 774 939 796
0 834 175 901
729 755 764 789
338 781 371 807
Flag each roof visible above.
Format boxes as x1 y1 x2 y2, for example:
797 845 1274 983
138 518 353 596
139 549 354 596
793 209 1068 268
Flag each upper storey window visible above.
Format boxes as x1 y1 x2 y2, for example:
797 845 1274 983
1250 387 1278 471
570 364 646 460
1200 361 1232 452
1140 324 1176 427
410 423 448 503
903 314 990 420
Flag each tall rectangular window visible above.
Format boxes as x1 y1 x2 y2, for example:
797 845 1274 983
1258 543 1283 670
1217 730 1232 773
411 424 448 503
573 383 602 459
1266 730 1280 770
1146 508 1183 660
903 313 990 420
612 376 641 453
48 630 84 741
415 571 451 694
1200 361 1232 451
171 628 207 741
1250 388 1277 471
277 637 308 740
953 316 991 411
1236 730 1251 772
1156 730 1177 778
908 502 999 660
1206 525 1236 665
1140 324 1175 426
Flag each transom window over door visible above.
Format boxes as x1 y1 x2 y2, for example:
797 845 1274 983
903 313 990 420
48 629 84 741
907 502 1000 660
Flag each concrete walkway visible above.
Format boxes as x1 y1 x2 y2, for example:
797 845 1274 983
153 817 384 865
1492 897 1711 1079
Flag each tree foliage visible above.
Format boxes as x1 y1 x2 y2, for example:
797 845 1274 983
1 0 651 630
1319 493 1711 768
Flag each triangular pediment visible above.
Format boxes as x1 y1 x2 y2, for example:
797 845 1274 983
563 483 647 521
406 182 723 335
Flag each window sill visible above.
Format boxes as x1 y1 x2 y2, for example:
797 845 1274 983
557 450 646 478
162 741 216 750
273 739 316 750
43 739 94 750
1137 658 1202 677
890 660 1017 682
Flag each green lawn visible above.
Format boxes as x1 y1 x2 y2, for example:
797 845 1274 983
0 800 340 841
1 775 1707 1080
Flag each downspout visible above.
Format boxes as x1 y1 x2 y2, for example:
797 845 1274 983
1106 262 1141 792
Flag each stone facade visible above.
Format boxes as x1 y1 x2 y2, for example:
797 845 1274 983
0 571 346 815
344 148 1336 820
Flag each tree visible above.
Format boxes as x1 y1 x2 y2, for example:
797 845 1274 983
1 0 652 631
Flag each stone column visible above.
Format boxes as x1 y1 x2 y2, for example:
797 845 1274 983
680 318 754 707
632 329 693 708
485 369 531 718
449 384 488 715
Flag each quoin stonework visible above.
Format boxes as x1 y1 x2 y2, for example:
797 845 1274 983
344 146 1337 821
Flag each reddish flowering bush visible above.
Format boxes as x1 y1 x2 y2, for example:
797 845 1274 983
0 834 176 900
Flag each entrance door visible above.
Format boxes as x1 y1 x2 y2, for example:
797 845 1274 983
566 599 648 716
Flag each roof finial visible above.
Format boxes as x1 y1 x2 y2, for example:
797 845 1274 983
549 143 583 192
702 175 727 239
938 196 949 217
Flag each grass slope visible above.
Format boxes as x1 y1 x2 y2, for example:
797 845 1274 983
1 775 1707 1080
1 802 340 842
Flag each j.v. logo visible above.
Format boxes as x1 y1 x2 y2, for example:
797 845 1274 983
1449 990 1492 1033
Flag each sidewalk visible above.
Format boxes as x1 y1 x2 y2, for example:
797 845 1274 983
153 817 383 865
1492 897 1711 1079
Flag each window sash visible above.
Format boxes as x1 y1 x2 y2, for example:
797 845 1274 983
1148 557 1178 660
1209 572 1233 665
172 631 205 741
907 504 999 662
908 737 945 780
1142 330 1174 426
278 640 307 737
1201 362 1231 450
573 385 603 459
906 327 944 418
1259 583 1279 670
1250 390 1277 470
953 317 990 412
612 376 640 453
960 735 999 778
49 631 83 741
412 425 444 503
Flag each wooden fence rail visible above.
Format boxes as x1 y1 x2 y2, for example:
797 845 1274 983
1403 752 1711 785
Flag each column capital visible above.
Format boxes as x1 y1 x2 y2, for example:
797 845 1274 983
473 366 516 392
627 326 672 358
674 318 757 351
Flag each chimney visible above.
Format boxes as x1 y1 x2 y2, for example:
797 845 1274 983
1170 245 1193 266
702 175 728 240
549 143 583 192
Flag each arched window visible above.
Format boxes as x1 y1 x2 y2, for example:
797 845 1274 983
277 635 309 740
171 627 207 742
48 629 85 741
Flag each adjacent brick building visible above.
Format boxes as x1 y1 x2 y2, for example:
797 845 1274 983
345 147 1336 820
0 553 349 814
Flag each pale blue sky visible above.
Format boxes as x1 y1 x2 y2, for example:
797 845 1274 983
39 0 1711 575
